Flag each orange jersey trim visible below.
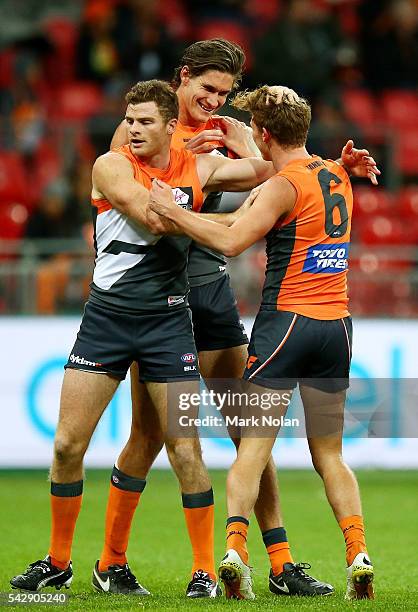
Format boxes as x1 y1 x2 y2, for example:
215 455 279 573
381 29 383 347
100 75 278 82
92 198 112 214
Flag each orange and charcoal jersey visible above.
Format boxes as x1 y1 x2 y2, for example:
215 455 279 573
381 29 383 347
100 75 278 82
172 119 238 286
89 144 204 314
261 156 353 320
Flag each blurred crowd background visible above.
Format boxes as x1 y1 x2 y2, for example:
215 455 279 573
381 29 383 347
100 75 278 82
0 0 417 317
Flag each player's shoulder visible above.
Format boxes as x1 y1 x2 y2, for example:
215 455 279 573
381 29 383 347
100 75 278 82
93 149 132 177
315 156 346 179
261 173 298 202
171 146 198 167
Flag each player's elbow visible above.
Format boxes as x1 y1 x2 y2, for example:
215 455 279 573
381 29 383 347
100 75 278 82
223 239 243 258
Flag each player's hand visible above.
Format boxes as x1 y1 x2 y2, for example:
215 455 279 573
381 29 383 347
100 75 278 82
149 178 177 218
265 86 299 105
341 140 381 185
145 206 168 234
212 115 261 158
185 130 224 154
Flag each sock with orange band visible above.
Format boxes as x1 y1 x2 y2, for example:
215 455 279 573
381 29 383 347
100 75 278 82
339 515 368 566
182 489 216 579
262 527 294 576
226 516 249 565
48 480 83 570
98 466 146 572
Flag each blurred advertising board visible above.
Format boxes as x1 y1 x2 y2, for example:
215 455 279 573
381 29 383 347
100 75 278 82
1 317 417 468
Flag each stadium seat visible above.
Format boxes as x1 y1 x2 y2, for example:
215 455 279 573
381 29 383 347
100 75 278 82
32 140 62 201
398 186 418 219
0 201 29 239
359 215 414 245
350 248 413 277
0 49 16 88
353 187 395 217
245 0 281 25
0 152 29 206
395 128 418 176
382 90 418 130
347 279 381 316
196 21 252 67
43 17 78 82
342 89 380 132
54 82 103 121
156 0 191 39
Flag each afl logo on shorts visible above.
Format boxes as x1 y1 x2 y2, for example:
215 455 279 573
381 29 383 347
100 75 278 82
181 353 196 363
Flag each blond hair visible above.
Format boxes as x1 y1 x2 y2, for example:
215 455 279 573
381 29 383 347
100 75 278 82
231 86 311 148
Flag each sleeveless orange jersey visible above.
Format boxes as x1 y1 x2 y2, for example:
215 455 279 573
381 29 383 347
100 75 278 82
261 156 353 320
89 144 203 313
111 144 204 207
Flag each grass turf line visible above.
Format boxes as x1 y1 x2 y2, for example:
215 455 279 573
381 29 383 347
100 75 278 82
0 469 417 610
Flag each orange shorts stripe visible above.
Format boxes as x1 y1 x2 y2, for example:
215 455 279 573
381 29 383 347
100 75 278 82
248 313 298 380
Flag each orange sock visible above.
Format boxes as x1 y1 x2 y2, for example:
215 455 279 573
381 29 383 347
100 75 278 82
339 515 368 566
262 527 293 575
226 516 249 565
99 466 145 572
182 489 215 579
48 481 83 570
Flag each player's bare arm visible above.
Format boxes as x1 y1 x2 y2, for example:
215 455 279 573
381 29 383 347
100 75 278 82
149 175 295 257
92 152 173 234
197 152 274 193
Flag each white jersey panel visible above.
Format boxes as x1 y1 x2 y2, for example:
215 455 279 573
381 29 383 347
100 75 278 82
93 208 160 290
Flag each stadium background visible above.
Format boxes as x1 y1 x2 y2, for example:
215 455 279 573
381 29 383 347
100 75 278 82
1 1 417 609
1 0 417 469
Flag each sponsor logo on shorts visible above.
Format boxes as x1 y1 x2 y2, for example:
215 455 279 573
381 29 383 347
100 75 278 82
69 354 103 367
112 475 119 484
219 265 226 272
172 188 190 209
181 353 196 363
168 295 186 306
184 365 197 372
303 242 349 274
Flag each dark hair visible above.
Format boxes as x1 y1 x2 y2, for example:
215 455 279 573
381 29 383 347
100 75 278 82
125 80 179 123
172 39 245 90
232 86 311 148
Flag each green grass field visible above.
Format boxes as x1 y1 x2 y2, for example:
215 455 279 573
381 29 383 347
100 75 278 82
0 469 417 611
